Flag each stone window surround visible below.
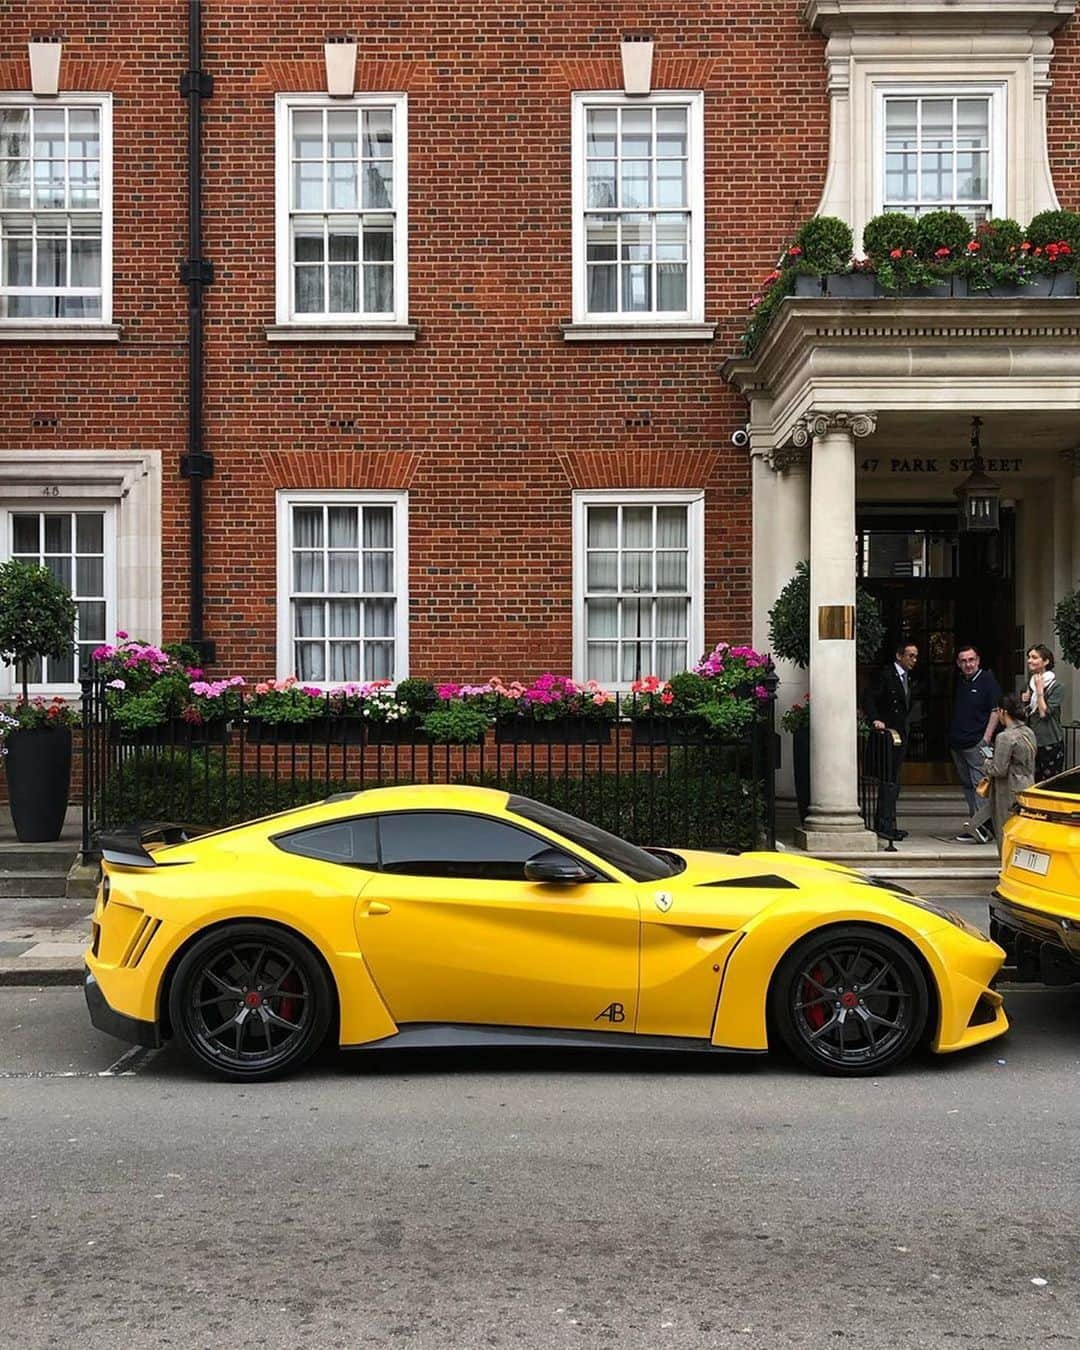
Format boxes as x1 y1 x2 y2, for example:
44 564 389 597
807 0 1075 252
0 450 162 696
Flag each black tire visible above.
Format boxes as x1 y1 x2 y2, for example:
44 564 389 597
769 924 929 1076
168 922 332 1082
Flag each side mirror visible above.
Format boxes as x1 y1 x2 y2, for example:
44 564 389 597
524 848 593 884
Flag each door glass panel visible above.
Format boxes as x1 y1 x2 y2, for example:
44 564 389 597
378 812 558 881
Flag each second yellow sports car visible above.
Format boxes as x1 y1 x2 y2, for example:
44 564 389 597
85 784 1007 1080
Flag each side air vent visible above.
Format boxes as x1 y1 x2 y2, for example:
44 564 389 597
121 916 162 968
698 874 798 890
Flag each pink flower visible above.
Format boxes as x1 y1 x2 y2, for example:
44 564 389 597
105 679 126 691
753 684 769 700
660 690 674 706
115 630 129 640
254 682 270 695
186 667 205 679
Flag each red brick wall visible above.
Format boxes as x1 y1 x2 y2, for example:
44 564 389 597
5 3 1077 685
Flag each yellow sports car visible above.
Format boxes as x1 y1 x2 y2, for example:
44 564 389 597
992 769 1080 984
85 784 1007 1080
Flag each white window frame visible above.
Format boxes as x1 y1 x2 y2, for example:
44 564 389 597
273 93 409 331
570 91 705 330
0 92 113 328
872 83 1006 222
0 501 117 698
275 489 409 686
571 489 705 690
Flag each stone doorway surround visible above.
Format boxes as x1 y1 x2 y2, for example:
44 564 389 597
723 296 1080 852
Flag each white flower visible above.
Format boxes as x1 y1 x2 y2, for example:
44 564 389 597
106 679 126 691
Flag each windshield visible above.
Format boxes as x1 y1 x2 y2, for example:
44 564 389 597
506 795 675 881
1031 769 1080 799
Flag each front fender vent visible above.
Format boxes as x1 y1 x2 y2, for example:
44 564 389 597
698 874 797 890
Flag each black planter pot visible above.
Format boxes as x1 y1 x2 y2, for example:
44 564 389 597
792 722 811 824
1052 273 1079 297
6 725 72 843
793 274 824 297
825 272 878 298
495 718 612 745
245 716 365 745
365 721 432 745
109 718 231 746
630 716 706 745
900 281 952 299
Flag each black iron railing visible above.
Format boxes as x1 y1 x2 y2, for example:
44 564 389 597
80 679 779 857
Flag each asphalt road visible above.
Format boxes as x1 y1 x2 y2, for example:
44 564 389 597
1 960 1079 1350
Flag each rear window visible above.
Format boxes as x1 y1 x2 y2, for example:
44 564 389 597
1030 770 1080 798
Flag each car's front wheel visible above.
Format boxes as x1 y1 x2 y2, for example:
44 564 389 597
168 923 332 1081
770 925 930 1076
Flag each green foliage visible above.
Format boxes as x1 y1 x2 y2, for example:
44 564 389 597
1053 587 1080 670
768 560 886 667
245 683 327 725
420 702 490 744
742 267 796 354
695 698 756 738
915 210 972 260
665 672 714 711
3 695 80 731
780 699 809 734
395 678 438 714
862 212 919 259
794 216 853 272
1026 209 1080 255
163 641 202 669
974 218 1024 262
0 561 76 699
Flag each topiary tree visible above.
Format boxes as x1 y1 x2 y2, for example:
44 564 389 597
862 212 919 260
1026 208 1080 256
793 216 854 273
915 210 972 261
1053 586 1080 670
768 560 886 669
0 561 77 701
974 217 1024 262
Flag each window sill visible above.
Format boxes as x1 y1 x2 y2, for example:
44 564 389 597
0 323 121 342
562 322 715 342
266 324 418 343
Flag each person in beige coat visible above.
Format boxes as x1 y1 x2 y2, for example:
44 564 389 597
977 693 1037 855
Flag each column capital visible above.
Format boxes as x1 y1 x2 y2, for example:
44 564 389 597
769 444 811 474
792 410 878 447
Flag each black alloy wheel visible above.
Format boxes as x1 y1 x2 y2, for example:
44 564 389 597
168 922 332 1081
770 925 929 1076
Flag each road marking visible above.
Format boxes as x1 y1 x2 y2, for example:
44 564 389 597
99 1045 163 1077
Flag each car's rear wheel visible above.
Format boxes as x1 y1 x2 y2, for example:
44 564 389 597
770 925 929 1076
168 923 332 1082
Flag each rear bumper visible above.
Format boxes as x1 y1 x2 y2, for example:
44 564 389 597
84 968 161 1048
989 892 1080 981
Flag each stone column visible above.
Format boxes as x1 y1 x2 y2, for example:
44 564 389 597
794 411 879 853
768 446 811 799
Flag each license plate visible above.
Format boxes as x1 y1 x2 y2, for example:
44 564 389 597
1012 846 1050 876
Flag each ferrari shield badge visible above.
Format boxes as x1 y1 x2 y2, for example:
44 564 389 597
654 891 673 913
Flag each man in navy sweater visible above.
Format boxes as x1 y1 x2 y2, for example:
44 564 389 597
949 644 1001 843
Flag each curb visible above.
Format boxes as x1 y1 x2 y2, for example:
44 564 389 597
0 959 86 987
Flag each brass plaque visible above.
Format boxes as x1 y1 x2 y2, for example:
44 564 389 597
818 605 855 640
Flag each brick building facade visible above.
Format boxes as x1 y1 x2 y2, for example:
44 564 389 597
4 2 1080 844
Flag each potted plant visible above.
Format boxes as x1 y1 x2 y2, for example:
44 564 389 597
628 648 774 744
954 218 1050 298
0 561 78 842
768 560 885 817
1053 585 1080 671
491 673 615 743
244 678 342 743
363 677 439 744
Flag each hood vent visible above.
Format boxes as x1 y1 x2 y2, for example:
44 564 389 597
698 874 797 890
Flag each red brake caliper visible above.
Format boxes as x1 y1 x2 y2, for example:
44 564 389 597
803 964 828 1029
277 972 301 1025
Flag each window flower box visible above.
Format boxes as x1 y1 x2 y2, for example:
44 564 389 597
629 716 706 745
824 272 877 299
109 717 232 747
495 717 612 746
245 716 365 746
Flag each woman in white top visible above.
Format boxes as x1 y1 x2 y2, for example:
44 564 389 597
1021 644 1065 783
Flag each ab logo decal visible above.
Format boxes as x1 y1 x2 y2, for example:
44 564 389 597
594 1002 626 1023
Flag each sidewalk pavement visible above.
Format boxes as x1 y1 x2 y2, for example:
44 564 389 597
0 894 92 986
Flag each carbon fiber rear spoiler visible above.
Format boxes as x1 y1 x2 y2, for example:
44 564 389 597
98 821 205 868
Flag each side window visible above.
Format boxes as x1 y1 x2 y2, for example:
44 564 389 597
378 811 588 882
274 816 379 868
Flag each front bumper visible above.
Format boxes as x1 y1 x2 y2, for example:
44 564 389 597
84 968 162 1048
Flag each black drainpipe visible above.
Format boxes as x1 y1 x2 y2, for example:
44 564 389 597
179 0 215 664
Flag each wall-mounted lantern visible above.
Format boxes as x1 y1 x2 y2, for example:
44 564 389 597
955 417 1000 532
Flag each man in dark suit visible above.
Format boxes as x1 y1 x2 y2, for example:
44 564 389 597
863 641 919 842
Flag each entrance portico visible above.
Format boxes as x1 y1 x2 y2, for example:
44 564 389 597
724 295 1080 852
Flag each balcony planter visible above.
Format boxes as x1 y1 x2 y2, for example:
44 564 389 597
793 275 824 297
108 718 232 746
6 725 72 843
629 716 706 746
245 716 365 746
1052 274 1079 297
825 272 877 299
899 280 951 300
365 722 433 746
495 717 612 745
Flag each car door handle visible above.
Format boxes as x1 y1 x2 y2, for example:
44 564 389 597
360 900 392 917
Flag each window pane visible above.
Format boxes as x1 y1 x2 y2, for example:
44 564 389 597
657 263 686 311
587 551 618 591
69 160 100 208
0 159 30 208
378 812 547 881
622 594 652 638
922 100 953 147
49 649 74 685
656 596 688 637
622 551 652 592
330 642 362 681
295 600 325 636
294 551 324 591
363 552 392 592
621 263 651 312
76 557 104 597
623 506 652 548
295 266 323 312
363 507 393 548
586 598 618 637
44 515 71 553
885 154 916 202
586 160 616 209
294 220 324 262
620 108 652 158
655 214 687 260
656 552 687 592
328 265 358 313
585 215 617 262
327 552 359 592
656 642 686 680
586 643 618 684
327 109 358 159
363 161 393 209
363 110 393 157
292 110 323 158
363 265 393 313
293 505 323 547
296 643 325 681
329 160 358 209
37 229 67 286
364 598 394 636
366 641 393 680
363 226 393 262
621 643 649 683
68 109 100 159
327 506 358 548
656 505 688 546
77 599 106 642
621 215 652 261
586 108 617 157
957 151 987 201
587 265 617 313
885 100 917 150
59 295 102 319
33 109 65 157
329 599 361 635
957 99 989 148
656 160 686 208
621 160 649 209
656 108 687 157
0 108 29 158
922 153 951 201
45 555 71 590
12 514 39 554
293 161 323 210
277 818 379 867
71 232 102 287
587 506 617 548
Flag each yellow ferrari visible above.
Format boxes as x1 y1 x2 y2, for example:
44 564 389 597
85 784 1007 1080
992 769 1080 985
